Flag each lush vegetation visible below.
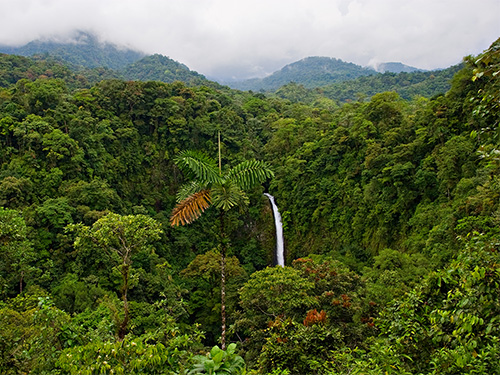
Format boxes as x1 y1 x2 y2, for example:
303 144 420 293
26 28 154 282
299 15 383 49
0 38 499 374
123 54 209 87
272 64 461 104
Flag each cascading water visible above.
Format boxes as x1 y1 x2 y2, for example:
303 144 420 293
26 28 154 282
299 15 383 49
264 193 285 267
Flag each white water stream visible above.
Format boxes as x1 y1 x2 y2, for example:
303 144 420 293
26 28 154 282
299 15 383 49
264 193 285 267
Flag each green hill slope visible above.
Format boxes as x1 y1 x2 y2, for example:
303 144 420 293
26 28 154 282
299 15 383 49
0 31 144 70
273 64 462 103
121 54 208 85
230 56 377 91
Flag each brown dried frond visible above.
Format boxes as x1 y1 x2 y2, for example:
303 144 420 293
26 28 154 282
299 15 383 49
170 189 212 226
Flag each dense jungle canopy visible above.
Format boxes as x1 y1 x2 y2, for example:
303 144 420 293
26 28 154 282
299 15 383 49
0 38 499 374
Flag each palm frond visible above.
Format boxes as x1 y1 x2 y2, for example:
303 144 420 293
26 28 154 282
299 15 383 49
176 180 208 203
226 160 274 190
170 189 212 226
211 181 249 211
174 150 222 185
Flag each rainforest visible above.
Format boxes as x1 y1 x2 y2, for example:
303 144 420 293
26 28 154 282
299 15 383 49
0 38 499 374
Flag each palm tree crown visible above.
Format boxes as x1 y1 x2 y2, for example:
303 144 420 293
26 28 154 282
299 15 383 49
170 150 274 226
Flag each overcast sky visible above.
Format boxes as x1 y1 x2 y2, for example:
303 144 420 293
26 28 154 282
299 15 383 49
1 0 499 80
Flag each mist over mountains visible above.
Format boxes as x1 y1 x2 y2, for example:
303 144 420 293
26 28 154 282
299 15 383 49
373 62 425 73
0 31 432 90
0 32 145 70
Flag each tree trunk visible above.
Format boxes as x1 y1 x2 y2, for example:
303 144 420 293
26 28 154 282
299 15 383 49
19 271 24 294
118 264 130 341
220 210 227 350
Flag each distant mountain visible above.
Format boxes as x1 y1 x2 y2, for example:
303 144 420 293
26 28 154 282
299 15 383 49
229 57 377 91
0 31 145 70
0 32 216 88
0 32 457 99
122 54 208 85
375 62 426 73
319 64 461 102
272 64 462 104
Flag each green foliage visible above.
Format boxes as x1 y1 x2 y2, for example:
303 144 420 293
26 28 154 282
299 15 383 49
0 36 500 374
58 329 203 375
320 64 462 102
239 266 316 324
237 258 369 374
68 213 163 339
171 149 273 223
181 249 247 343
362 248 431 305
0 54 77 88
123 54 208 86
0 291 74 374
174 150 223 187
69 213 162 258
471 38 500 135
189 343 246 375
257 319 341 375
355 234 500 374
52 273 107 314
0 207 36 297
59 338 173 374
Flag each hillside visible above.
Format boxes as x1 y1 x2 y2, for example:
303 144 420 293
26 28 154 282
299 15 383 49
272 64 461 104
0 52 218 90
0 53 74 87
229 56 377 91
319 64 462 101
0 31 145 70
0 53 124 89
122 54 209 86
0 33 218 87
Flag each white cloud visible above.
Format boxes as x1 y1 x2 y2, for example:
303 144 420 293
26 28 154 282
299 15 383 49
0 0 498 79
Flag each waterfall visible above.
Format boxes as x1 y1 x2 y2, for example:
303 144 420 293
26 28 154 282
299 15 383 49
264 193 285 267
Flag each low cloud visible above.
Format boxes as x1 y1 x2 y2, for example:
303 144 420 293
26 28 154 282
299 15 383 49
1 0 498 80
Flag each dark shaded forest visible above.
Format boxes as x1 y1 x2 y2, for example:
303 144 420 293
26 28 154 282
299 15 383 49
0 38 499 374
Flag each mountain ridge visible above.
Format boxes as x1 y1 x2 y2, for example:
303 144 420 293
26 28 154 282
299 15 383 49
0 32 456 99
227 56 378 91
0 32 435 89
0 31 145 71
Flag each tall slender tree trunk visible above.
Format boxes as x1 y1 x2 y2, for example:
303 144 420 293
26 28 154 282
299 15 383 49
118 264 130 341
220 210 227 350
19 271 24 294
